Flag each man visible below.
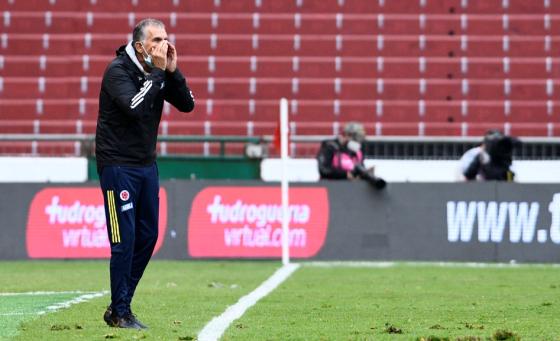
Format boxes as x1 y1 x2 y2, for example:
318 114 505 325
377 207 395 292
462 129 521 181
95 18 194 329
317 122 386 189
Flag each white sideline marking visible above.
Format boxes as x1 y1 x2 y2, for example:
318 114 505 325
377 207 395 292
305 261 395 268
0 290 96 297
37 291 108 315
198 263 300 341
0 291 108 316
304 261 560 269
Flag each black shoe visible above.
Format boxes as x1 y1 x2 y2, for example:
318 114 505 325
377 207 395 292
127 313 148 329
104 304 147 329
104 306 141 329
103 305 113 326
112 314 142 329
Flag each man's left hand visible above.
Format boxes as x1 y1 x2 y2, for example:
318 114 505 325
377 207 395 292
166 42 177 73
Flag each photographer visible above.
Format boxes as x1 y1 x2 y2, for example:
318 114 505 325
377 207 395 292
463 129 521 181
317 122 386 189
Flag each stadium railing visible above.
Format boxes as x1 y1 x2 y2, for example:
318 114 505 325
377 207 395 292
0 133 559 160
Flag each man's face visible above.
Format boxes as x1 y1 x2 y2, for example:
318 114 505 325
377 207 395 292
135 25 168 57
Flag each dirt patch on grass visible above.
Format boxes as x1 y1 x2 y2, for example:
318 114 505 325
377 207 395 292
384 323 403 334
491 330 520 341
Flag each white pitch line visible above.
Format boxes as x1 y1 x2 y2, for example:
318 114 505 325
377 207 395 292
0 290 97 297
0 291 108 317
37 291 108 315
303 261 560 269
198 263 300 341
304 261 396 268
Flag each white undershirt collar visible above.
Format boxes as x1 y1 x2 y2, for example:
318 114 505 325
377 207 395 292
125 41 149 76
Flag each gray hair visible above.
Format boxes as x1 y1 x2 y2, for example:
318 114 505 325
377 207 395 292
133 18 165 43
343 122 365 141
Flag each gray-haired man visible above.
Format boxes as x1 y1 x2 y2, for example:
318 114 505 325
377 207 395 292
96 18 194 329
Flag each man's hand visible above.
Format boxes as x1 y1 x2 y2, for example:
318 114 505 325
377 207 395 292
151 41 168 71
166 42 177 73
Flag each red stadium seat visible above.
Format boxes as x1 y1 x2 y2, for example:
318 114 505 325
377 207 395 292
0 55 112 77
1 0 558 156
458 1 550 14
0 77 101 99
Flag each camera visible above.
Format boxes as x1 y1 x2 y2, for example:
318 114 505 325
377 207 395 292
465 129 522 181
352 164 387 190
483 130 521 163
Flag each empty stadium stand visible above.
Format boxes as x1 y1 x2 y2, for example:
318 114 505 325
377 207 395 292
0 0 558 156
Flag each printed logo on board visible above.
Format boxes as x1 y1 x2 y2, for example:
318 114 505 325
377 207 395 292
187 187 329 258
26 187 167 258
447 193 560 244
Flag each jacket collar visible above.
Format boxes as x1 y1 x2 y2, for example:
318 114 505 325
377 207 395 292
125 41 149 76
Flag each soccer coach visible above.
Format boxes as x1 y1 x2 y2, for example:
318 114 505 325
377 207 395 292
95 18 194 329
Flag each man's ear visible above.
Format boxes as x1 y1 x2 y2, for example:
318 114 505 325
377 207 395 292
134 42 143 54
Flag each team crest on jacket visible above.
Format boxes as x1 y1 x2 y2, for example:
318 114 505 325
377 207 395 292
120 190 130 201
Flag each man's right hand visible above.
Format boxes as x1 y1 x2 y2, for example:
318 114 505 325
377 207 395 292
151 41 168 71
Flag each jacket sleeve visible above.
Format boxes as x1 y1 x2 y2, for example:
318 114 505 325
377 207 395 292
463 154 481 180
317 141 348 179
164 68 195 113
104 65 166 119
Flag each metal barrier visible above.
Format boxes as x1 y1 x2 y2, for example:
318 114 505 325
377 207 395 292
0 134 265 158
1 134 560 159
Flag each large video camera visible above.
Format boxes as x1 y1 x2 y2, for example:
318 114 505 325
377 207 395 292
483 130 521 163
352 164 387 190
467 130 522 181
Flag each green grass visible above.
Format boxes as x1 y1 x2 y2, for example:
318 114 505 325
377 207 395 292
224 264 560 341
1 293 83 339
0 261 278 340
1 261 560 340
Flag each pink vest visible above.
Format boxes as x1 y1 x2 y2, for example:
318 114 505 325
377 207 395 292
331 150 363 172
